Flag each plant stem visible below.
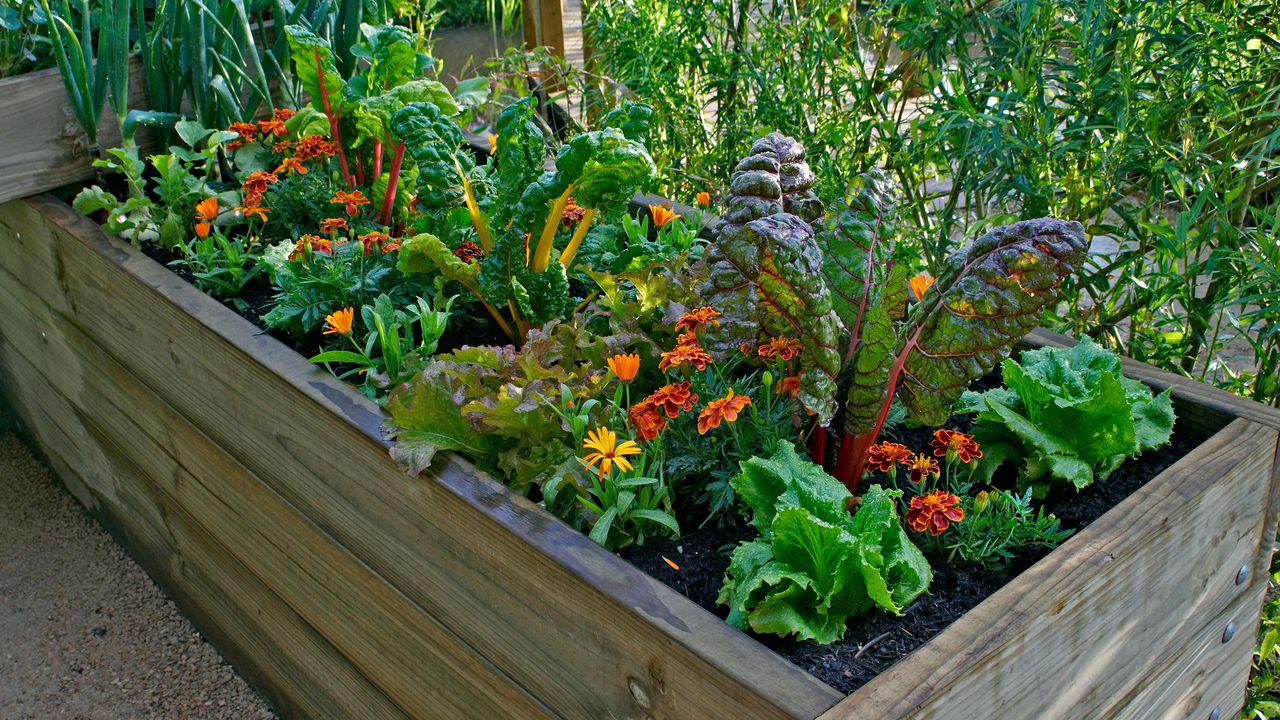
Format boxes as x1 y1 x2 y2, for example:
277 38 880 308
315 47 353 188
559 208 597 268
379 142 405 226
532 186 574 273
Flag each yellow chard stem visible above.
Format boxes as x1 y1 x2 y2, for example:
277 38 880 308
531 186 574 273
453 156 492 251
559 207 598 269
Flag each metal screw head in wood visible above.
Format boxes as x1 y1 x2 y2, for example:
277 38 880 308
1237 564 1250 585
1222 623 1236 643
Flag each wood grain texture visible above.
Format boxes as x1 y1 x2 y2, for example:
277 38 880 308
821 418 1278 719
0 334 410 720
0 274 554 719
0 194 840 719
0 61 146 205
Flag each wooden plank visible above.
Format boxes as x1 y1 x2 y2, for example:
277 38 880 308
0 338 410 720
820 418 1277 719
3 195 841 718
0 274 556 719
1105 583 1265 720
0 61 147 204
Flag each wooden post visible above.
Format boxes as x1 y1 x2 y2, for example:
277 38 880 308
521 0 565 59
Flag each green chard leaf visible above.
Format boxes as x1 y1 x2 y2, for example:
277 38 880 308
491 97 547 230
285 25 346 115
391 101 472 210
897 217 1089 426
599 102 655 143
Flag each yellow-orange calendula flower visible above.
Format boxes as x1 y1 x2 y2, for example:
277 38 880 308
607 353 641 382
580 427 641 480
193 197 219 238
906 491 965 536
909 272 935 300
931 428 983 464
323 307 355 336
697 388 752 434
487 132 498 155
319 217 349 235
695 191 711 207
649 203 679 228
674 306 722 334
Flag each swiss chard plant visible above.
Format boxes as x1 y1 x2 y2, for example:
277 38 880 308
718 443 931 643
698 132 1089 489
959 338 1175 494
394 96 658 343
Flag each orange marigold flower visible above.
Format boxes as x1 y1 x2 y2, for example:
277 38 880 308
273 107 295 122
382 240 401 253
695 191 711 207
332 190 370 217
560 197 587 226
319 217 348 235
242 170 278 197
454 240 484 264
649 203 679 228
628 398 668 441
659 341 713 372
580 427 642 480
288 234 332 261
931 428 983 464
906 453 940 484
276 156 308 176
674 306 722 334
909 272 935 301
775 375 801 398
758 337 803 362
358 231 389 256
293 135 336 161
697 388 752 434
645 382 698 419
258 117 287 137
607 353 641 383
323 307 355 336
228 121 258 141
866 442 912 472
238 204 270 222
740 342 753 356
906 491 965 536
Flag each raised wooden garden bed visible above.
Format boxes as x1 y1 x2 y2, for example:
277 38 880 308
1 193 1278 719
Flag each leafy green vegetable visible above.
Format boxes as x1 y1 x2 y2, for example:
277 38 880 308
699 132 1089 487
717 444 931 643
285 24 346 115
391 101 472 210
959 337 1176 492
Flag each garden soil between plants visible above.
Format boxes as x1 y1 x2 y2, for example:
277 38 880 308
139 232 1215 696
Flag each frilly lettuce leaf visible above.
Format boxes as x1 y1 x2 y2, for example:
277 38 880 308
961 337 1175 491
719 444 930 643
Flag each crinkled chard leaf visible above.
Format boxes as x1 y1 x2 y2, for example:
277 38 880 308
390 101 472 210
491 97 547 230
898 217 1089 426
285 25 346 115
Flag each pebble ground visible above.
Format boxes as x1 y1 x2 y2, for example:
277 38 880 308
0 433 277 719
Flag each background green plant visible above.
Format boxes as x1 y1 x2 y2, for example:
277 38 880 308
586 0 1280 408
1 0 54 77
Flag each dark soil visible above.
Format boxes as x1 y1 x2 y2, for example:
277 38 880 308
624 413 1212 695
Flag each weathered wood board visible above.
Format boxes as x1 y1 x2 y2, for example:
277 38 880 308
0 193 1277 719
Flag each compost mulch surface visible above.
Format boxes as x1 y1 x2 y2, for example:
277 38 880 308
624 415 1211 695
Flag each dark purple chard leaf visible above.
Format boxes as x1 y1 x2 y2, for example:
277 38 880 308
702 212 845 423
898 218 1089 426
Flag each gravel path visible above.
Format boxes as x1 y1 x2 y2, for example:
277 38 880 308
0 433 277 720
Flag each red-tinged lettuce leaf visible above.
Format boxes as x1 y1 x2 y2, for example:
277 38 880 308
702 212 845 423
898 217 1089 425
385 371 500 476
